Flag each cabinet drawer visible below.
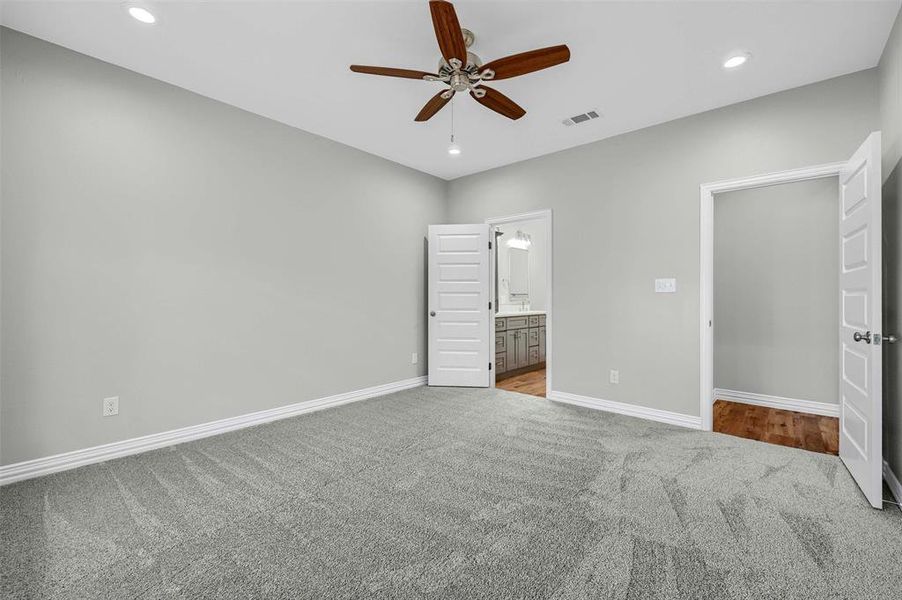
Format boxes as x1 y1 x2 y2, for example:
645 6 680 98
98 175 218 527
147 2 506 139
539 315 546 326
527 328 539 347
528 347 540 366
506 316 530 329
495 353 507 373
495 333 507 352
495 318 507 331
528 315 540 327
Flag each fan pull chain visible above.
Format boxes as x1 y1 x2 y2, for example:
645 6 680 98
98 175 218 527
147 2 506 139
450 95 455 145
446 96 461 155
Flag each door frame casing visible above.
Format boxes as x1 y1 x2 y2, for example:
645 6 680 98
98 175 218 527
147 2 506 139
698 162 845 431
485 209 553 396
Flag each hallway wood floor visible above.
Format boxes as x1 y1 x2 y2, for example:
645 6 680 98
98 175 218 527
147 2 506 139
493 380 838 455
496 368 546 398
713 399 839 455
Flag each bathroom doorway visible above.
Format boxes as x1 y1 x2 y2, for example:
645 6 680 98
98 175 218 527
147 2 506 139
487 210 552 398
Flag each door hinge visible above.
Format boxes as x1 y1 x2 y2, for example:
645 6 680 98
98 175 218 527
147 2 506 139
489 301 492 310
489 362 492 371
489 240 492 250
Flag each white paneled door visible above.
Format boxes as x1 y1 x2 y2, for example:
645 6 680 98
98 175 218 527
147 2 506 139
839 132 883 509
428 224 492 387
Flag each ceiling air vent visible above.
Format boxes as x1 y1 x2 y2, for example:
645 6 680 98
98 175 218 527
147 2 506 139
562 110 601 126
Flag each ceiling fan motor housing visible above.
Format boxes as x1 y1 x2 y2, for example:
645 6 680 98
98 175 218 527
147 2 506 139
438 50 483 78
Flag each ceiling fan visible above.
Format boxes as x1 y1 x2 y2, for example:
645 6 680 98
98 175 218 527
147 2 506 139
350 0 570 122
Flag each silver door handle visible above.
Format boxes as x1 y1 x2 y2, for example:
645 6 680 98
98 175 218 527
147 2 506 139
430 311 436 317
853 331 872 344
886 334 898 344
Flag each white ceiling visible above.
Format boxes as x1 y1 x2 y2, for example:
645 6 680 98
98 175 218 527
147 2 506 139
2 1 899 180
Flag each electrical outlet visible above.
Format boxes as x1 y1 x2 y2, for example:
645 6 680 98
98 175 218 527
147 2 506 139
411 352 418 364
103 396 119 417
609 370 620 384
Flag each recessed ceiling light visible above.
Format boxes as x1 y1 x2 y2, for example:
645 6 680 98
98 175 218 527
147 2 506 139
723 53 749 69
128 6 156 24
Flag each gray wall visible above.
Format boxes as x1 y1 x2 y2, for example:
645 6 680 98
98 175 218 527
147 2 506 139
448 69 879 417
0 29 447 465
879 7 902 483
0 22 893 467
713 178 838 404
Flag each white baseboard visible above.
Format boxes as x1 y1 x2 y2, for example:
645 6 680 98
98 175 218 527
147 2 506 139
713 388 839 417
884 460 902 508
0 375 427 486
548 390 702 430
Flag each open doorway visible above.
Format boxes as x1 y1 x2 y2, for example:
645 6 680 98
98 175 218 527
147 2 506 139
711 177 840 454
699 133 885 509
487 210 552 398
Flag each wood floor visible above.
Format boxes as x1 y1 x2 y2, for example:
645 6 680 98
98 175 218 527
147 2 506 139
495 380 837 454
713 399 839 455
496 368 546 398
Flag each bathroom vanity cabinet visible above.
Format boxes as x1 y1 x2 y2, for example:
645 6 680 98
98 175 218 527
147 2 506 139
494 312 546 377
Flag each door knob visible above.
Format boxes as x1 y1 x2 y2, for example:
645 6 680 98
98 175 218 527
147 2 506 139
886 334 898 344
853 331 872 344
430 311 436 317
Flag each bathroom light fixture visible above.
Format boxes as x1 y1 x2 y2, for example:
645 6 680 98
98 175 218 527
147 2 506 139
126 3 156 24
723 53 749 69
506 230 531 250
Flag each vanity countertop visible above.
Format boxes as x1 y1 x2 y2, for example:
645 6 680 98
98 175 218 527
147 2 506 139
495 310 546 317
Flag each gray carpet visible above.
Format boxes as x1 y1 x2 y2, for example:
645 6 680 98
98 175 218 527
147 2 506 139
2 386 901 599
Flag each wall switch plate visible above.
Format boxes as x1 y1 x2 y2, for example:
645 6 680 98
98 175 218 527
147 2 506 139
411 353 418 364
655 278 677 293
103 396 119 417
609 370 620 384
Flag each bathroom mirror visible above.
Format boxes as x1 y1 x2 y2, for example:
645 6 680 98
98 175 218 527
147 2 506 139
508 248 529 298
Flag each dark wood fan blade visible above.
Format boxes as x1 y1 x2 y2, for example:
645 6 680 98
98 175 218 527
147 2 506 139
479 45 570 81
350 65 437 80
415 90 454 122
470 86 525 120
429 1 467 64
